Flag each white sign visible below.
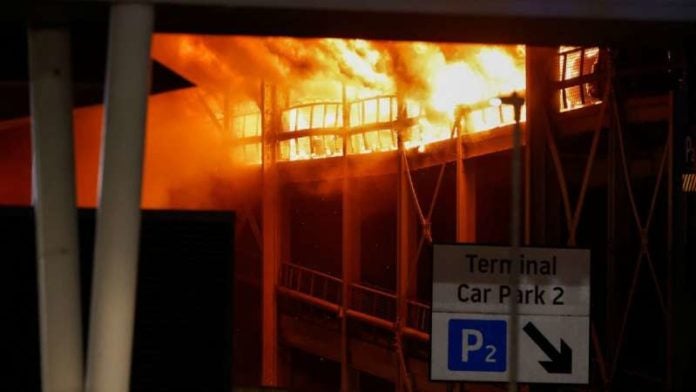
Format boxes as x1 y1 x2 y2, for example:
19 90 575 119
430 244 590 384
433 245 590 316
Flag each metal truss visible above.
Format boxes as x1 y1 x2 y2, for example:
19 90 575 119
545 54 673 390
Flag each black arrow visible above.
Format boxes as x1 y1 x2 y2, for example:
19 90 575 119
522 322 572 374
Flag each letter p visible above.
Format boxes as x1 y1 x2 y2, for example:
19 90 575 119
461 329 483 362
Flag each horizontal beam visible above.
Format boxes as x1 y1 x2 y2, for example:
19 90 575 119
345 309 394 330
277 286 341 313
21 2 696 47
279 290 431 341
274 124 523 182
52 0 696 22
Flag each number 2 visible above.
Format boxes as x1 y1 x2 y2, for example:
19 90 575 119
553 287 565 305
485 345 496 363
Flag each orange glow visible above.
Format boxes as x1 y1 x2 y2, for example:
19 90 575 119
70 88 240 210
559 46 602 111
152 36 527 164
0 87 235 210
0 37 532 210
0 36 530 210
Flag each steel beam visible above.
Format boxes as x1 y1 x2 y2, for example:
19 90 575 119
84 4 153 392
28 27 84 392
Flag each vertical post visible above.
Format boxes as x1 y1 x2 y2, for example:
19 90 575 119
456 111 476 243
395 100 415 392
454 109 475 392
525 47 557 246
29 27 84 392
666 91 674 391
396 101 410 320
505 94 525 392
341 86 350 392
341 86 361 392
670 48 692 391
85 4 153 392
606 82 619 368
261 82 281 387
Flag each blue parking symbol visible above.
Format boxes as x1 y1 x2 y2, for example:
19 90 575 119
448 319 506 372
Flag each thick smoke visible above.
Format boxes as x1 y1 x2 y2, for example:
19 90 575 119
152 35 523 109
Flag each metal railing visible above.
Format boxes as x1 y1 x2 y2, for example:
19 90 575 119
350 283 397 322
407 300 431 332
278 262 431 335
279 262 342 305
282 101 343 132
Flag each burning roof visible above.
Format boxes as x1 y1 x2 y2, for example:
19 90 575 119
152 35 527 163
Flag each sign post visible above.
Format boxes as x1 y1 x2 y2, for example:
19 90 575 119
430 244 590 384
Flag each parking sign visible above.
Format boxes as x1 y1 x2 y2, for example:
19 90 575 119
431 244 590 384
448 319 506 372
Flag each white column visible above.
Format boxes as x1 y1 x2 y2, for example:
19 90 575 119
29 27 84 392
85 4 153 392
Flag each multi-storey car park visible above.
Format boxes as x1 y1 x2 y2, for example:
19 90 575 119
2 2 696 391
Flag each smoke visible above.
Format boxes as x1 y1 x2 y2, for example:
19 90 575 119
65 87 242 210
140 87 249 210
376 41 444 101
153 35 523 117
153 35 391 102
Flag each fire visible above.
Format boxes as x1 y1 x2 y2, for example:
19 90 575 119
152 35 527 164
559 46 601 111
431 62 486 113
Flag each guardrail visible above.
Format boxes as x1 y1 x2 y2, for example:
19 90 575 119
279 262 342 305
278 262 431 339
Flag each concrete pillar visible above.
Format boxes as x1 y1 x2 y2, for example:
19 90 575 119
456 125 476 243
261 82 281 386
341 87 362 287
524 47 557 246
341 88 362 392
396 115 415 326
395 102 418 392
28 27 84 392
507 94 525 392
606 65 620 365
85 4 153 392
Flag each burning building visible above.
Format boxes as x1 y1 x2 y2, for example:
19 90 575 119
2 2 696 392
135 38 606 391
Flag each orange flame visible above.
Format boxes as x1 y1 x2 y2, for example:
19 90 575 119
152 35 526 164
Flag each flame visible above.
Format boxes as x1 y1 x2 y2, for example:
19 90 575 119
431 62 486 113
152 35 527 164
0 37 534 211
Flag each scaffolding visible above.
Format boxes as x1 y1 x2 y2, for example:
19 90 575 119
212 45 686 391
